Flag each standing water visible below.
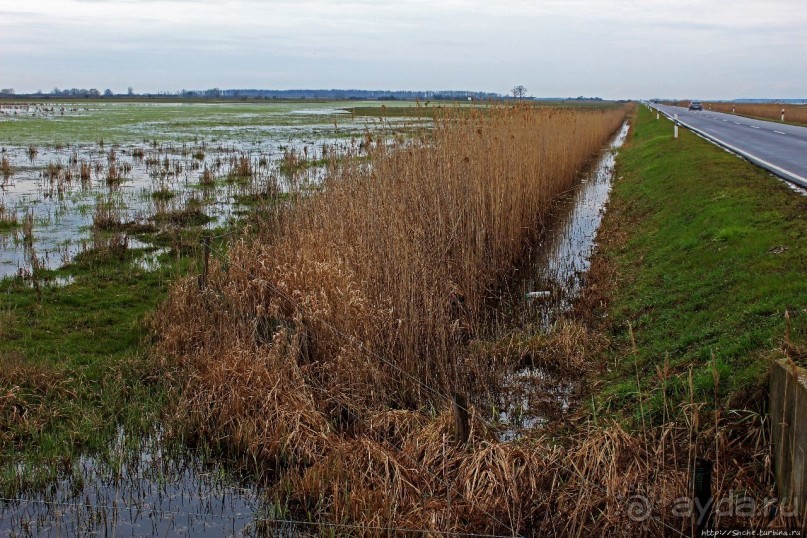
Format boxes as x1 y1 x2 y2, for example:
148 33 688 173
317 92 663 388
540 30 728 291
495 121 630 439
525 121 630 326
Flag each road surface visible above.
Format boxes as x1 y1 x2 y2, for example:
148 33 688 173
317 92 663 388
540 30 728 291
648 103 807 189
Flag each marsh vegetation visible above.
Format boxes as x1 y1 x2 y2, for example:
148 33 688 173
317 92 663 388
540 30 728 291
4 99 800 535
152 104 631 533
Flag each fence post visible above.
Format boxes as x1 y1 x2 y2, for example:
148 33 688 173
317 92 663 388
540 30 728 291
199 235 211 290
452 392 469 445
694 459 714 533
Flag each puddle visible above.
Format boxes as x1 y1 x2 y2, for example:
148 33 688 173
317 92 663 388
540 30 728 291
135 247 170 272
0 430 304 537
494 121 630 440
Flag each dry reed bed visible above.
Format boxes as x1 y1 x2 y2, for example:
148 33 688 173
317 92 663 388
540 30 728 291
153 105 779 533
149 104 719 533
704 102 807 125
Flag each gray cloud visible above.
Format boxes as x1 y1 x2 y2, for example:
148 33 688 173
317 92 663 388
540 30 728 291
1 0 806 98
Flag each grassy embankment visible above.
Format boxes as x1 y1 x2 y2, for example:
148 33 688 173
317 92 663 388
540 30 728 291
592 104 806 421
505 103 807 534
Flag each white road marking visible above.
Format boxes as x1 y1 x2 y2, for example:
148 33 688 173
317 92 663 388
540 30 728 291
774 130 787 135
672 116 807 188
734 122 741 125
750 125 760 129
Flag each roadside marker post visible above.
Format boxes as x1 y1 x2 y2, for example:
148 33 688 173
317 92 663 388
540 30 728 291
782 108 785 122
674 114 679 139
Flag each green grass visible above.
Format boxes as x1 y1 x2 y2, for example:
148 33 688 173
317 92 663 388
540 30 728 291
0 237 223 495
0 219 19 233
593 105 807 422
151 187 176 201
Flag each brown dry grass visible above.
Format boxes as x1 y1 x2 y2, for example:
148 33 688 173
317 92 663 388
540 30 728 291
155 104 626 406
704 102 807 125
1 155 11 178
150 104 780 534
0 353 72 451
0 201 17 229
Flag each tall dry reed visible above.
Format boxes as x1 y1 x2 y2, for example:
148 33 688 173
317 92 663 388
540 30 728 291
153 104 639 533
705 102 807 125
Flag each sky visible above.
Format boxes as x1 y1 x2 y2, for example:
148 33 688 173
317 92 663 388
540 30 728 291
1 0 806 99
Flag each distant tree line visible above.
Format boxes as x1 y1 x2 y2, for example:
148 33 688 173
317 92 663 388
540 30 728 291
1 86 610 102
3 87 504 100
179 88 504 100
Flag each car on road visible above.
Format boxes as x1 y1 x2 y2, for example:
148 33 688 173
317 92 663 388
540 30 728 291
689 100 703 111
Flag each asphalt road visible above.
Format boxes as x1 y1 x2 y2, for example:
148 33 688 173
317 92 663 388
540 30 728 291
649 103 807 188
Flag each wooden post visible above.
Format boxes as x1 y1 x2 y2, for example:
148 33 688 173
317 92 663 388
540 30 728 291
452 392 469 445
199 235 211 290
694 458 713 534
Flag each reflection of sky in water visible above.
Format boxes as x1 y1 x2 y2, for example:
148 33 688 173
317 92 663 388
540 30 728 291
0 107 425 279
495 122 630 441
504 121 631 330
0 430 288 536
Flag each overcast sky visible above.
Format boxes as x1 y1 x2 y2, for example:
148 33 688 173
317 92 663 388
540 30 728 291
1 0 805 99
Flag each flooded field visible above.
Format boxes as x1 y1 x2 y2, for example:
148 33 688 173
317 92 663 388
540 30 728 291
0 99 429 537
1 103 629 535
0 100 426 279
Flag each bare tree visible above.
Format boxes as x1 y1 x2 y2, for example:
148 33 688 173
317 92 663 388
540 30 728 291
512 85 528 99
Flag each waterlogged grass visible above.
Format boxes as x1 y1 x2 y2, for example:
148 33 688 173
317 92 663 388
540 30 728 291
345 106 438 118
594 105 807 421
0 233 234 496
0 100 412 145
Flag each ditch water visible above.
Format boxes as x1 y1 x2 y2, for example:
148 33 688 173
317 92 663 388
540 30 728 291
520 121 629 325
495 121 630 439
